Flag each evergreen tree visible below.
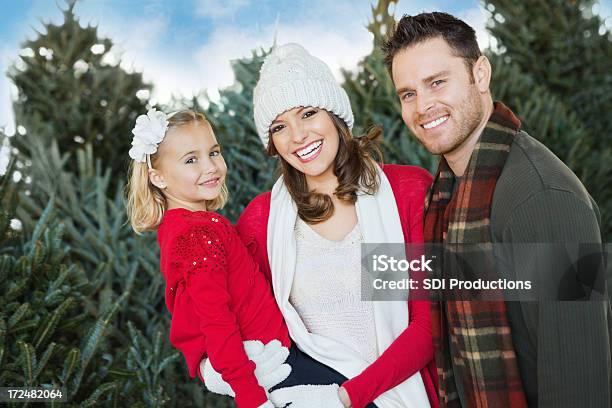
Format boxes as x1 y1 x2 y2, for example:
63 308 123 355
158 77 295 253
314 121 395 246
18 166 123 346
167 49 275 222
0 132 126 406
5 1 609 407
8 1 151 183
13 130 233 406
342 0 436 173
483 0 612 239
205 50 278 221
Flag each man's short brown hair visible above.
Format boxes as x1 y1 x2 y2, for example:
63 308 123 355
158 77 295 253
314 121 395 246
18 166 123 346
382 12 482 76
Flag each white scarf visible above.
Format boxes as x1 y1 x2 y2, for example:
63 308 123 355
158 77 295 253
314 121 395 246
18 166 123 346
267 166 430 408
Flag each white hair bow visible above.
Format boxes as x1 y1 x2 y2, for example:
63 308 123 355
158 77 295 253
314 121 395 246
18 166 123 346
128 108 168 165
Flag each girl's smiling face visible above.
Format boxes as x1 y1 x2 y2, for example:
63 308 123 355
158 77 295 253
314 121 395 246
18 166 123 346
269 107 339 185
150 122 227 210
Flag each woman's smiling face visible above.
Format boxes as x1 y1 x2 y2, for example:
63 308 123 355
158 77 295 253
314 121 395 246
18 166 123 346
269 107 339 183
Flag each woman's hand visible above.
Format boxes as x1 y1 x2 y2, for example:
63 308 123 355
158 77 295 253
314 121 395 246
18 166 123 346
269 384 345 407
338 386 352 407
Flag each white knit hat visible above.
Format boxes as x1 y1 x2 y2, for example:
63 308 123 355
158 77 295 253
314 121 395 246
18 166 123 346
253 43 354 148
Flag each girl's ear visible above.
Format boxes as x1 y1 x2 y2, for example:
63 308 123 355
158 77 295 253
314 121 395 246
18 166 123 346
148 169 167 189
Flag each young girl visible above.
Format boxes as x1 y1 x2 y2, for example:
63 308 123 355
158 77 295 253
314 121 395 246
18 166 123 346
125 109 362 408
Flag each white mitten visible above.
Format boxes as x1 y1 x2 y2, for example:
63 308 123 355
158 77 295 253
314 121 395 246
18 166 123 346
200 339 291 397
201 356 235 397
269 384 344 408
247 339 291 390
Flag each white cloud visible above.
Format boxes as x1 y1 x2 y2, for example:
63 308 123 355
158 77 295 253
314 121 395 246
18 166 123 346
394 1 442 18
0 45 17 135
0 0 497 132
0 137 10 176
81 11 207 104
196 0 249 19
194 19 373 100
272 23 373 80
457 5 492 50
85 0 376 104
112 16 169 51
594 1 612 29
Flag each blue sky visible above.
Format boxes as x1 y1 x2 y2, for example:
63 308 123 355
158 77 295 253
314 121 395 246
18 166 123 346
0 0 491 136
0 0 611 140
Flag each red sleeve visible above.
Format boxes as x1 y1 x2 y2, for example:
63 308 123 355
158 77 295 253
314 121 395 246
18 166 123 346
236 192 272 282
342 300 433 408
342 165 435 408
176 222 268 408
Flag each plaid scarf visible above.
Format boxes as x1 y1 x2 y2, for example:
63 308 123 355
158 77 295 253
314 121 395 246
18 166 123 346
424 102 528 408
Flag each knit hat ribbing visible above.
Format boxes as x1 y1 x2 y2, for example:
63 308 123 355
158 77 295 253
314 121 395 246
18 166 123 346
253 43 354 148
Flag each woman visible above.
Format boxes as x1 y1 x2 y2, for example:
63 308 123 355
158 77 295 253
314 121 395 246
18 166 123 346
233 43 438 408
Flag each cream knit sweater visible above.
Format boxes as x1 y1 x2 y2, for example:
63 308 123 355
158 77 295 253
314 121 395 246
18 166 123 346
289 218 378 364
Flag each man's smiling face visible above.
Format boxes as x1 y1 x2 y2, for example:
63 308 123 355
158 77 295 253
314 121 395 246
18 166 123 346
392 36 485 156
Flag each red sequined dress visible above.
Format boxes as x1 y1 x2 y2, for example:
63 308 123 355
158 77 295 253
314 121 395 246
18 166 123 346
157 208 291 408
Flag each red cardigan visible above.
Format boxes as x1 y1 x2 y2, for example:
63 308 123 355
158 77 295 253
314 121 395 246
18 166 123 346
236 164 439 408
158 208 291 408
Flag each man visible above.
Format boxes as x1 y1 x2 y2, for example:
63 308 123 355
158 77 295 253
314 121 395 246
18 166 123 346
382 12 611 408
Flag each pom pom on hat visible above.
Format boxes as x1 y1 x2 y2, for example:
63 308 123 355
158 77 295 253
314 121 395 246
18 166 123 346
253 43 354 148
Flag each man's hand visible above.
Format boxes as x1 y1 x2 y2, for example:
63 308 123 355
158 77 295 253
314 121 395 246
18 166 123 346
269 384 345 408
200 339 291 397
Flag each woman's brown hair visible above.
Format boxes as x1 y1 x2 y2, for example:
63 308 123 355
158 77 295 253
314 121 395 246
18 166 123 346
268 111 382 223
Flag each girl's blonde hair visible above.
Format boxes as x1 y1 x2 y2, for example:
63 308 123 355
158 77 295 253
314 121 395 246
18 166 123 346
126 110 229 234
